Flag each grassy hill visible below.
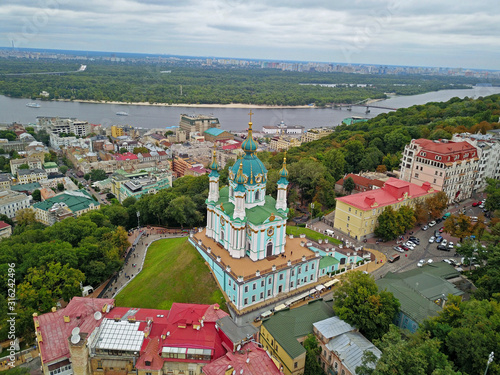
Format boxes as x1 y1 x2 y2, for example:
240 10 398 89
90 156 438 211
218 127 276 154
115 237 226 311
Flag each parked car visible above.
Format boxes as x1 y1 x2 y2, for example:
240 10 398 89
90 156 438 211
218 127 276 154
422 225 429 231
409 238 420 245
428 220 437 227
388 254 400 263
448 241 454 249
435 236 443 243
472 201 481 207
437 244 449 251
429 236 436 243
400 245 409 251
439 227 444 233
405 241 415 250
436 218 443 224
442 239 448 247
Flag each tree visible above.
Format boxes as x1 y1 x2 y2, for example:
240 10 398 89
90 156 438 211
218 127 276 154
57 182 65 192
32 189 41 202
413 198 429 224
374 207 404 241
15 208 37 226
443 214 473 242
288 159 327 203
59 165 68 174
333 271 400 341
17 163 29 170
357 325 460 375
164 196 203 228
399 205 416 231
119 148 128 154
343 176 355 195
0 214 14 226
90 169 107 182
324 148 346 181
132 146 149 154
426 192 449 219
84 173 90 181
304 334 324 375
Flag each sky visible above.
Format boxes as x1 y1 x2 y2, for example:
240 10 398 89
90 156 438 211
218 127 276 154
2 0 500 70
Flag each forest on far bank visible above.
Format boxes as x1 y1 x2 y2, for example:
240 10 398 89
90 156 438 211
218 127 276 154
0 58 492 106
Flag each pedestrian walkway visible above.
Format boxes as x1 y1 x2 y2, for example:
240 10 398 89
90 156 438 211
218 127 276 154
100 227 188 299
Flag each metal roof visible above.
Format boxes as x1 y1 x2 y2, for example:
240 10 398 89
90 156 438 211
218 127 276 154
313 316 355 340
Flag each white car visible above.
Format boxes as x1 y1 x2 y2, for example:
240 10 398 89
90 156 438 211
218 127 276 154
405 241 415 249
417 261 424 267
448 241 454 249
427 259 434 263
442 239 448 247
429 236 436 243
428 221 437 227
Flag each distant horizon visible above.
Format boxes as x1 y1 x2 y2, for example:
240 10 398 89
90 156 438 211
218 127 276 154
1 46 499 73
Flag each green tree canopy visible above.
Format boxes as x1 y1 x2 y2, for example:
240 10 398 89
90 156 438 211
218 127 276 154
90 169 107 182
333 271 400 341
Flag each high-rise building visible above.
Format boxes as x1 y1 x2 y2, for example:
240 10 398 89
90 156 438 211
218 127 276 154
179 114 220 136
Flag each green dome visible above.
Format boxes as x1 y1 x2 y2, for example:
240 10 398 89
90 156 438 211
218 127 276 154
231 153 267 186
241 121 258 153
234 163 246 186
279 157 289 179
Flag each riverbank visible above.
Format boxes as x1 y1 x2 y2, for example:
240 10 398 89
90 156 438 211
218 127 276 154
55 99 315 109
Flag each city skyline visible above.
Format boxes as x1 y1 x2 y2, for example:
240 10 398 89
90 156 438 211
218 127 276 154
2 0 500 70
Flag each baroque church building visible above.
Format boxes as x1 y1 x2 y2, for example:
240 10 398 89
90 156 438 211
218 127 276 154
205 118 290 260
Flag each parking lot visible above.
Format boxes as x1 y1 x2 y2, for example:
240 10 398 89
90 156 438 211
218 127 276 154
367 198 488 279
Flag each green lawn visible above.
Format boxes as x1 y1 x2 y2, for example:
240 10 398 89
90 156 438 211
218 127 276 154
115 237 226 311
286 226 342 244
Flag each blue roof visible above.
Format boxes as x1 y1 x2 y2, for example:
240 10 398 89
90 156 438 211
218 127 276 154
231 153 267 186
204 127 225 136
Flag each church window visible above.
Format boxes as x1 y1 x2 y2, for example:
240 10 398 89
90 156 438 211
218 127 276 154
305 265 308 272
298 267 301 274
266 242 273 257
229 186 233 197
311 263 315 270
279 274 284 280
268 277 272 285
255 190 260 201
244 298 248 305
290 281 294 288
261 280 265 287
267 290 271 297
251 295 256 302
244 286 248 293
253 283 256 290
260 292 264 299
310 274 314 281
291 269 295 276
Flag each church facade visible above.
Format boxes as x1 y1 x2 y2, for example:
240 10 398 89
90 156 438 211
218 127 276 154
190 116 366 313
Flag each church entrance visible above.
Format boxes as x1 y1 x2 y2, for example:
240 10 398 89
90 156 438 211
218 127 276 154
266 242 273 257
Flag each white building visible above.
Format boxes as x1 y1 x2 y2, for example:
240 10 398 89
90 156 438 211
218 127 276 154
0 190 31 219
452 133 500 191
400 139 479 203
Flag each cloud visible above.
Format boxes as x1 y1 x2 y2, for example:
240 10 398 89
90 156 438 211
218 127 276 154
1 0 499 69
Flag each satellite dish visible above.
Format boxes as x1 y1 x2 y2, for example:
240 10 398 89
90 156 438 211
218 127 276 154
237 344 241 351
70 334 80 344
71 327 80 336
240 370 243 375
232 371 235 375
167 331 170 336
94 311 102 320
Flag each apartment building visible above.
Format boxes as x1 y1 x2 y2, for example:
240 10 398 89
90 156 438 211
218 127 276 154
0 190 31 218
400 139 479 203
10 157 43 176
179 114 220 136
17 168 48 185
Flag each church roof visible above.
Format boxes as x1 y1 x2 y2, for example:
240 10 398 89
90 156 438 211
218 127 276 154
231 154 268 186
213 187 286 225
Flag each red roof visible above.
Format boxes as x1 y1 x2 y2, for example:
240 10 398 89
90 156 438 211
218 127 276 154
336 173 384 189
114 152 138 161
413 139 477 162
140 153 152 158
136 338 163 371
0 221 11 229
203 342 283 375
189 166 209 175
337 177 436 211
35 297 115 364
157 151 167 156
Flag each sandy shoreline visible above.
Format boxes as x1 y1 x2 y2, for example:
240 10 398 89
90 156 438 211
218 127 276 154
55 99 315 109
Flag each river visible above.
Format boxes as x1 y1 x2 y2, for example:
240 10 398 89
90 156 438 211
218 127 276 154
1 86 500 131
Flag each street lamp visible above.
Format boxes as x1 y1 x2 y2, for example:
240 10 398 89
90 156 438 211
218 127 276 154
136 211 140 230
484 351 494 375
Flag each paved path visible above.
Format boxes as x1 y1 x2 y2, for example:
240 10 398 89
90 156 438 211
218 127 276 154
100 227 188 299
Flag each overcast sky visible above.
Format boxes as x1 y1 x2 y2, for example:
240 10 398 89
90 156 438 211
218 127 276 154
2 0 500 70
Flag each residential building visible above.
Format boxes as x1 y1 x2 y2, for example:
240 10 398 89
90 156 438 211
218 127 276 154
0 173 12 190
173 156 204 178
189 118 368 313
313 316 381 375
452 133 500 191
38 117 91 137
203 128 234 143
111 125 124 138
10 157 43 176
50 133 91 150
376 263 464 333
399 139 479 203
44 162 59 174
34 297 230 375
0 140 28 152
33 190 100 225
202 341 282 375
110 169 172 203
301 128 333 143
259 300 335 375
0 190 31 219
0 221 12 238
334 178 437 240
185 166 209 177
269 136 302 151
335 174 385 194
17 168 48 185
179 114 220 136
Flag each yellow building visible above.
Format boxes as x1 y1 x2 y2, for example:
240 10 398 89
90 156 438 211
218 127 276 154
259 300 334 375
333 178 436 240
111 125 124 138
269 136 302 151
300 128 333 143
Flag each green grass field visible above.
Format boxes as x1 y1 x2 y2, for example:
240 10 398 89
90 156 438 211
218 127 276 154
115 237 227 311
286 226 342 244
